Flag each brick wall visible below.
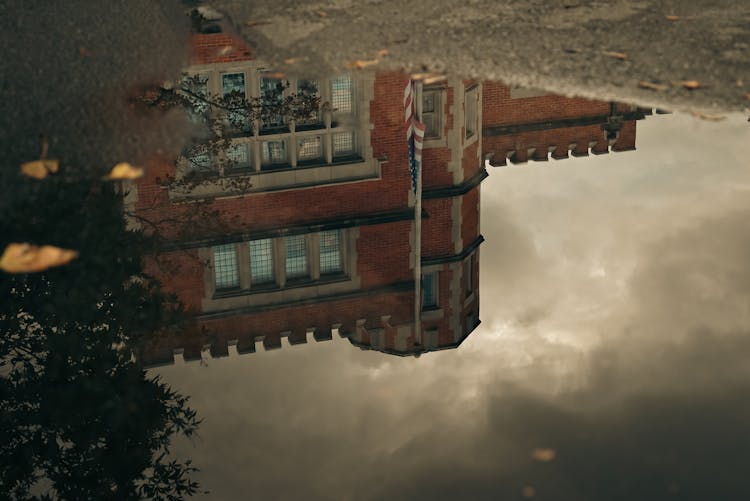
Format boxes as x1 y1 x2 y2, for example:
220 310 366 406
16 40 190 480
482 82 611 126
190 33 254 65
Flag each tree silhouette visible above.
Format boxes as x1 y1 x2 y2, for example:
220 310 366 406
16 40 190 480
0 170 203 499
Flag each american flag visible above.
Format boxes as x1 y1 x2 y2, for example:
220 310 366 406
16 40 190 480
403 80 426 193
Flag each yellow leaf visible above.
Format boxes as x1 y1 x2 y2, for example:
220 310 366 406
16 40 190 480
638 81 669 91
679 80 702 90
690 111 726 122
531 448 556 462
103 162 144 180
665 15 681 21
347 58 380 69
0 243 78 274
602 50 628 60
20 159 59 179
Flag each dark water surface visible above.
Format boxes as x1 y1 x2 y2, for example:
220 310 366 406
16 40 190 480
2 2 750 500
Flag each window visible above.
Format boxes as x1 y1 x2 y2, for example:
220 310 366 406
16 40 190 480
297 136 323 163
333 131 356 158
187 151 212 172
249 238 274 284
261 140 287 168
227 143 251 171
182 74 209 120
222 73 249 129
209 230 350 297
331 74 353 114
422 89 442 139
285 235 308 279
465 86 478 139
222 73 246 98
260 75 285 128
422 272 438 309
319 230 342 274
297 79 320 125
213 244 239 289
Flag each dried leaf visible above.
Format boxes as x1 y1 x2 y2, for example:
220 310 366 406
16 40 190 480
665 15 681 21
679 80 702 90
602 50 628 60
20 159 59 179
348 58 380 69
78 46 90 57
744 93 750 100
531 448 556 462
638 81 669 91
0 243 78 273
283 57 303 65
690 112 726 122
377 49 389 58
423 75 447 85
104 162 144 180
315 10 328 17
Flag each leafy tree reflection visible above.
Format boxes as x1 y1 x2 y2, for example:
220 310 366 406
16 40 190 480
0 172 202 499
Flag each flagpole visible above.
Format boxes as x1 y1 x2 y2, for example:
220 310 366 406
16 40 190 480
413 149 422 347
413 81 423 348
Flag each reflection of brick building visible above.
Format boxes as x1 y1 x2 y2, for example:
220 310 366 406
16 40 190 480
482 84 648 166
134 34 484 366
134 33 646 366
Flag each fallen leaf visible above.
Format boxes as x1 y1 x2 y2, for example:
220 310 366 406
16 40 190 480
104 162 144 180
0 243 78 273
20 159 59 179
743 92 750 100
690 112 726 122
377 49 389 58
638 81 669 91
602 50 628 60
315 10 328 17
347 58 380 69
245 20 272 27
665 15 681 21
522 486 536 499
423 75 447 85
78 46 90 57
678 80 702 90
531 448 557 462
283 57 304 65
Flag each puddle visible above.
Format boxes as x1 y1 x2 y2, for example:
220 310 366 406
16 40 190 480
2 2 750 499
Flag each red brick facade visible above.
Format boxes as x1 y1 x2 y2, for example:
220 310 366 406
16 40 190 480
135 33 645 366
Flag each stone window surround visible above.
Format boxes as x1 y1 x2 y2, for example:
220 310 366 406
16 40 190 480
464 84 480 144
199 228 361 313
421 268 440 312
418 85 446 143
172 63 377 199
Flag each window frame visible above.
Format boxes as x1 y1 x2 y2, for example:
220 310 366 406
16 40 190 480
210 230 351 298
421 87 444 140
464 85 479 140
212 243 240 291
421 271 439 310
